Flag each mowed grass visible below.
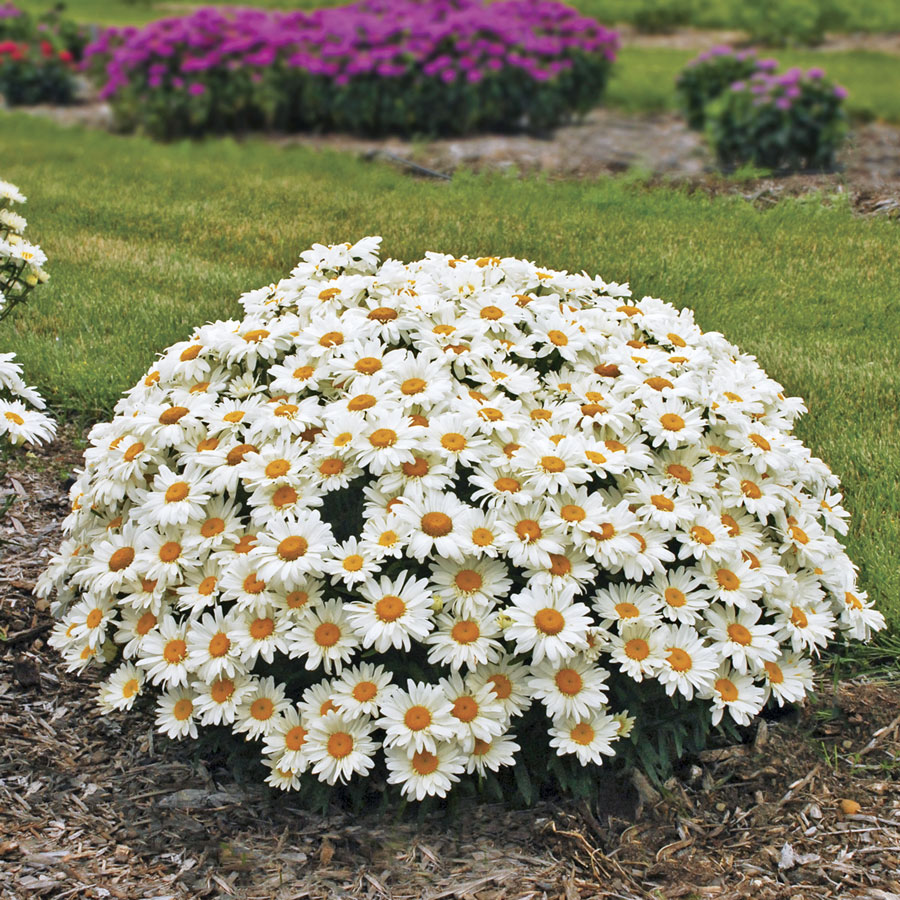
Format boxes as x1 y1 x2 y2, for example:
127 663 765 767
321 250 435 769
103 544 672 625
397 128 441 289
3 112 898 643
608 47 900 123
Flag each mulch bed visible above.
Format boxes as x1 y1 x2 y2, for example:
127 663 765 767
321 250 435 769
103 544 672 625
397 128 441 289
2 436 899 900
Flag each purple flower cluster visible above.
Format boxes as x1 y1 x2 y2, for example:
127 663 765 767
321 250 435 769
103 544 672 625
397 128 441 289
87 0 618 100
730 66 848 111
0 4 22 20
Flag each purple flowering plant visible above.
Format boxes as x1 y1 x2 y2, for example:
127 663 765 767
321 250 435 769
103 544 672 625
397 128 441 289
84 0 618 139
675 45 775 131
708 67 848 171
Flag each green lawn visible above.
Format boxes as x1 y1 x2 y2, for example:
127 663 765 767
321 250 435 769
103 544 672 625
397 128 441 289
14 0 900 32
3 112 899 644
608 47 900 123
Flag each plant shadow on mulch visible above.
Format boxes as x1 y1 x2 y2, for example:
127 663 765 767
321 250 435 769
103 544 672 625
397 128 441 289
2 434 899 900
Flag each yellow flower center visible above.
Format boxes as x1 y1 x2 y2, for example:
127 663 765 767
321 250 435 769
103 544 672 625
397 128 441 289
404 705 433 731
625 638 650 661
352 681 378 703
422 512 453 537
571 723 595 745
164 482 189 503
667 647 692 672
375 595 406 623
555 668 583 696
163 639 187 664
211 677 235 703
208 633 231 658
314 623 341 647
278 536 308 560
451 620 480 644
660 413 685 432
108 547 135 572
715 678 739 702
452 696 479 723
534 608 565 636
173 698 193 721
411 750 440 775
285 725 307 751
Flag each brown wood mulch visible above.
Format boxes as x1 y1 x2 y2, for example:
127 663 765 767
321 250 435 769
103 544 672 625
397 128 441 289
2 436 899 900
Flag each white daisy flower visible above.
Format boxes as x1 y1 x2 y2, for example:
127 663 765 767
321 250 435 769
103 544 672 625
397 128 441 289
425 608 503 672
287 599 359 674
345 572 434 652
505 589 593 665
321 536 382 587
705 664 767 727
393 491 475 562
136 615 192 688
192 672 256 726
527 655 610 720
760 653 814 707
657 624 718 700
378 679 458 754
262 705 311 773
639 397 705 450
136 466 212 528
648 566 707 625
440 673 507 752
467 655 533 720
332 662 394 717
385 742 466 801
99 662 144 712
429 556 512 617
155 686 199 740
305 710 380 785
250 513 334 584
608 623 667 682
593 583 661 631
231 606 290 665
548 709 620 766
185 608 243 681
234 676 291 740
465 731 521 776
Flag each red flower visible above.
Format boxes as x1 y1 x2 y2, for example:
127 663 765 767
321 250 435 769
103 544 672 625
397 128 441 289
40 40 54 58
59 50 73 63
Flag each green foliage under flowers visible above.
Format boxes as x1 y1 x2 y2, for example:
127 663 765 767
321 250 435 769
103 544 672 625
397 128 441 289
675 47 769 131
0 38 75 105
708 68 848 171
106 52 614 141
191 675 723 809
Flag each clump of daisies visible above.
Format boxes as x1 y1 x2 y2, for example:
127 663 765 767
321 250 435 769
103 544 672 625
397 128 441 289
1 178 55 448
39 237 884 801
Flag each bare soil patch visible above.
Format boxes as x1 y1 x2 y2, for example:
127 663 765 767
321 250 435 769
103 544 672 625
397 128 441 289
2 437 899 899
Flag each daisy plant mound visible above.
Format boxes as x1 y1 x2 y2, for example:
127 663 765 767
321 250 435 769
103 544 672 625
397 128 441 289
39 238 884 802
1 178 55 448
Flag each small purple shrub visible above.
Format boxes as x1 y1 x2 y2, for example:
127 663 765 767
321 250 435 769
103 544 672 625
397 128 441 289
84 1 618 139
709 68 848 170
676 45 766 131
